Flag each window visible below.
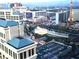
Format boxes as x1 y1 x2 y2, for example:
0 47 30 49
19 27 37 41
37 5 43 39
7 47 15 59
0 52 1 55
4 34 5 39
24 52 26 58
0 12 4 15
0 16 5 18
2 44 4 51
20 53 23 59
1 39 5 43
6 47 8 54
11 16 14 20
10 50 12 56
9 49 10 55
3 55 5 59
6 12 10 15
14 16 18 20
0 32 4 38
28 50 31 57
9 49 12 56
0 43 1 49
6 57 8 59
5 47 7 53
6 16 11 19
32 48 34 55
13 52 17 59
20 16 23 20
28 48 35 57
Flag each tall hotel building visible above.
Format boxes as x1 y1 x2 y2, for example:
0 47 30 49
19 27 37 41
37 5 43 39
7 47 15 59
0 20 37 59
25 8 70 25
0 3 27 20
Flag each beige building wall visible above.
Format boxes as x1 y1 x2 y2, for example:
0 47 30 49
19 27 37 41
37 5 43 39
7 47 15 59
0 24 24 41
9 26 19 39
73 9 79 21
10 25 24 39
0 27 6 41
5 28 10 41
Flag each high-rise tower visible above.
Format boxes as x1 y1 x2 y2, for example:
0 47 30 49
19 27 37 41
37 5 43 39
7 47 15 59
67 0 74 28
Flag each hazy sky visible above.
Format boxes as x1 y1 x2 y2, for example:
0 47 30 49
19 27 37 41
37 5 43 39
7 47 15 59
0 0 78 3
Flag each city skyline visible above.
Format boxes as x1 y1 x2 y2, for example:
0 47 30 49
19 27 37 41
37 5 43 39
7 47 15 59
0 0 79 8
0 0 79 3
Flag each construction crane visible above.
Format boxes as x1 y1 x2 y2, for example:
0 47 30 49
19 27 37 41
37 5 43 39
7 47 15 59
67 0 74 28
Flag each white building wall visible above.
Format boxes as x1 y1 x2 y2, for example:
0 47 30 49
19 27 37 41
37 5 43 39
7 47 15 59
0 49 14 59
0 9 23 20
0 41 37 59
56 13 59 25
0 27 5 34
32 12 36 19
0 40 18 59
9 26 19 39
17 42 37 59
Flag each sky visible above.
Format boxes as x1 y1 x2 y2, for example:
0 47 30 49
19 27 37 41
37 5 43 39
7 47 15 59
0 0 79 8
1 0 65 3
0 0 79 3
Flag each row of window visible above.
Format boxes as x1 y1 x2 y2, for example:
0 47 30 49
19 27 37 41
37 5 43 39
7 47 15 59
0 12 11 15
0 43 17 59
35 12 46 16
0 42 35 59
47 13 56 17
0 16 5 18
6 16 19 20
0 12 4 15
28 48 34 57
0 53 8 59
6 12 11 15
0 32 5 39
20 48 35 59
0 12 23 20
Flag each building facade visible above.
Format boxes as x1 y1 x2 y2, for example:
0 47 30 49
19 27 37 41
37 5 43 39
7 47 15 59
0 4 69 25
0 20 37 59
24 9 69 25
0 9 23 20
0 3 27 20
47 10 70 25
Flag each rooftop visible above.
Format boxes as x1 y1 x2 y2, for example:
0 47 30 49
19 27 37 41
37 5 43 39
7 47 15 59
7 37 34 49
0 20 18 27
37 41 72 59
